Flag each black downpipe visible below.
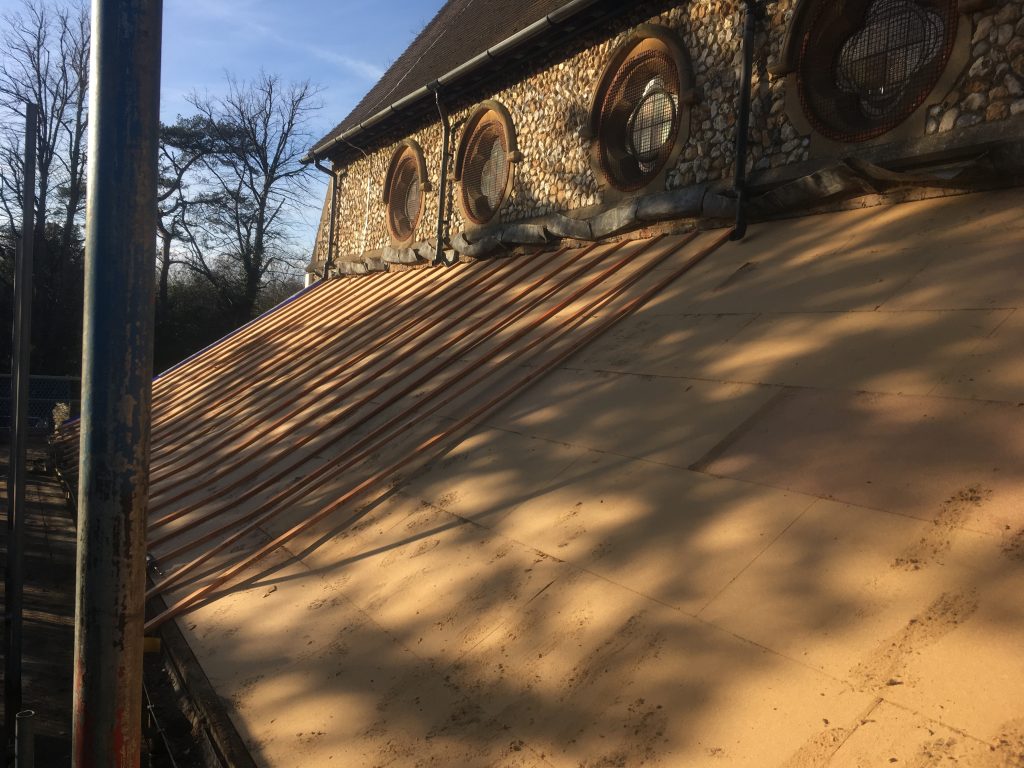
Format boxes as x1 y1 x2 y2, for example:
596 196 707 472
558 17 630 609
434 90 452 266
314 159 340 278
732 0 761 241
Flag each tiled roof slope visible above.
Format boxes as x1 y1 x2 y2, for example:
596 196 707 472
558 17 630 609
315 0 575 150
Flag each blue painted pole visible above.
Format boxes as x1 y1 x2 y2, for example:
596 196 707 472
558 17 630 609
72 1 162 765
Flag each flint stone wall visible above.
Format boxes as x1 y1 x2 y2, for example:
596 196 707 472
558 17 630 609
311 0 1024 272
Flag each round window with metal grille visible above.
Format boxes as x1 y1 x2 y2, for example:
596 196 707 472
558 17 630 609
387 152 422 243
797 0 958 143
596 48 681 192
460 116 510 225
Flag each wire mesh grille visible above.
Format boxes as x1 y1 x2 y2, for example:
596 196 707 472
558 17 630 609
597 48 681 192
388 154 421 241
461 118 509 225
798 0 957 142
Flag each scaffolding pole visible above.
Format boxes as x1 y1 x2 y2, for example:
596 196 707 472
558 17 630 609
72 1 162 766
4 100 36 766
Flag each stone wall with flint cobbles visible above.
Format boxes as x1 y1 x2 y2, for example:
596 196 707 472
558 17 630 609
311 0 1024 272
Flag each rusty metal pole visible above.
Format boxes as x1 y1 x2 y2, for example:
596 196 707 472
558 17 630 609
72 1 162 766
4 100 36 764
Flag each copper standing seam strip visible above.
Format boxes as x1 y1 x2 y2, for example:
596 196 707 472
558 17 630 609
146 242 607 514
156 263 470 447
146 243 601 512
144 250 570 529
55 278 381 474
146 235 644 587
128 281 338 434
155 257 524 462
152 276 347 397
151 233 706 597
151 269 407 433
146 253 543 492
146 237 657 566
153 276 365 418
50 276 344 456
141 272 416 473
152 272 458 456
151 271 411 440
151 255 515 464
147 241 623 547
56 274 377 455
145 244 598 523
150 274 345 392
145 229 730 627
151 263 468 454
50 279 341 447
147 235 685 564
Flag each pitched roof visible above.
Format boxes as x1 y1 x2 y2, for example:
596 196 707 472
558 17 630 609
61 187 1024 766
67 231 721 632
312 0 582 155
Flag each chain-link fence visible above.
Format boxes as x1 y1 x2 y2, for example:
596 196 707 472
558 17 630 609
0 374 81 435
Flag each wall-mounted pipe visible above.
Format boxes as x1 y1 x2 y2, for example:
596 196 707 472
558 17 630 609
731 0 761 241
314 159 341 278
300 0 605 164
433 90 452 266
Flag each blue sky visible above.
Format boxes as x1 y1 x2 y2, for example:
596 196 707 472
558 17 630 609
0 0 446 251
160 0 445 247
161 0 442 132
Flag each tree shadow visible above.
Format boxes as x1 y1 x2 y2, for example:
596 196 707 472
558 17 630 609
55 186 1024 766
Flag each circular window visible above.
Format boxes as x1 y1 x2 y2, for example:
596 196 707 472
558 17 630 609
627 78 677 168
384 143 426 244
462 119 509 224
797 0 958 143
456 104 516 226
592 34 687 193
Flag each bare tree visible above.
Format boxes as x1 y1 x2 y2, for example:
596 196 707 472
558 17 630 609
0 8 317 370
157 116 215 318
55 2 89 256
0 0 89 373
0 127 25 242
0 0 89 250
182 72 320 322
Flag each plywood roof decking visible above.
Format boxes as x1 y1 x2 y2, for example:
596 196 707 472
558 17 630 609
56 230 725 625
58 189 1024 766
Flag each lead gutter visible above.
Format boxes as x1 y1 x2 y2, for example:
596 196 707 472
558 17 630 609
301 0 602 164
